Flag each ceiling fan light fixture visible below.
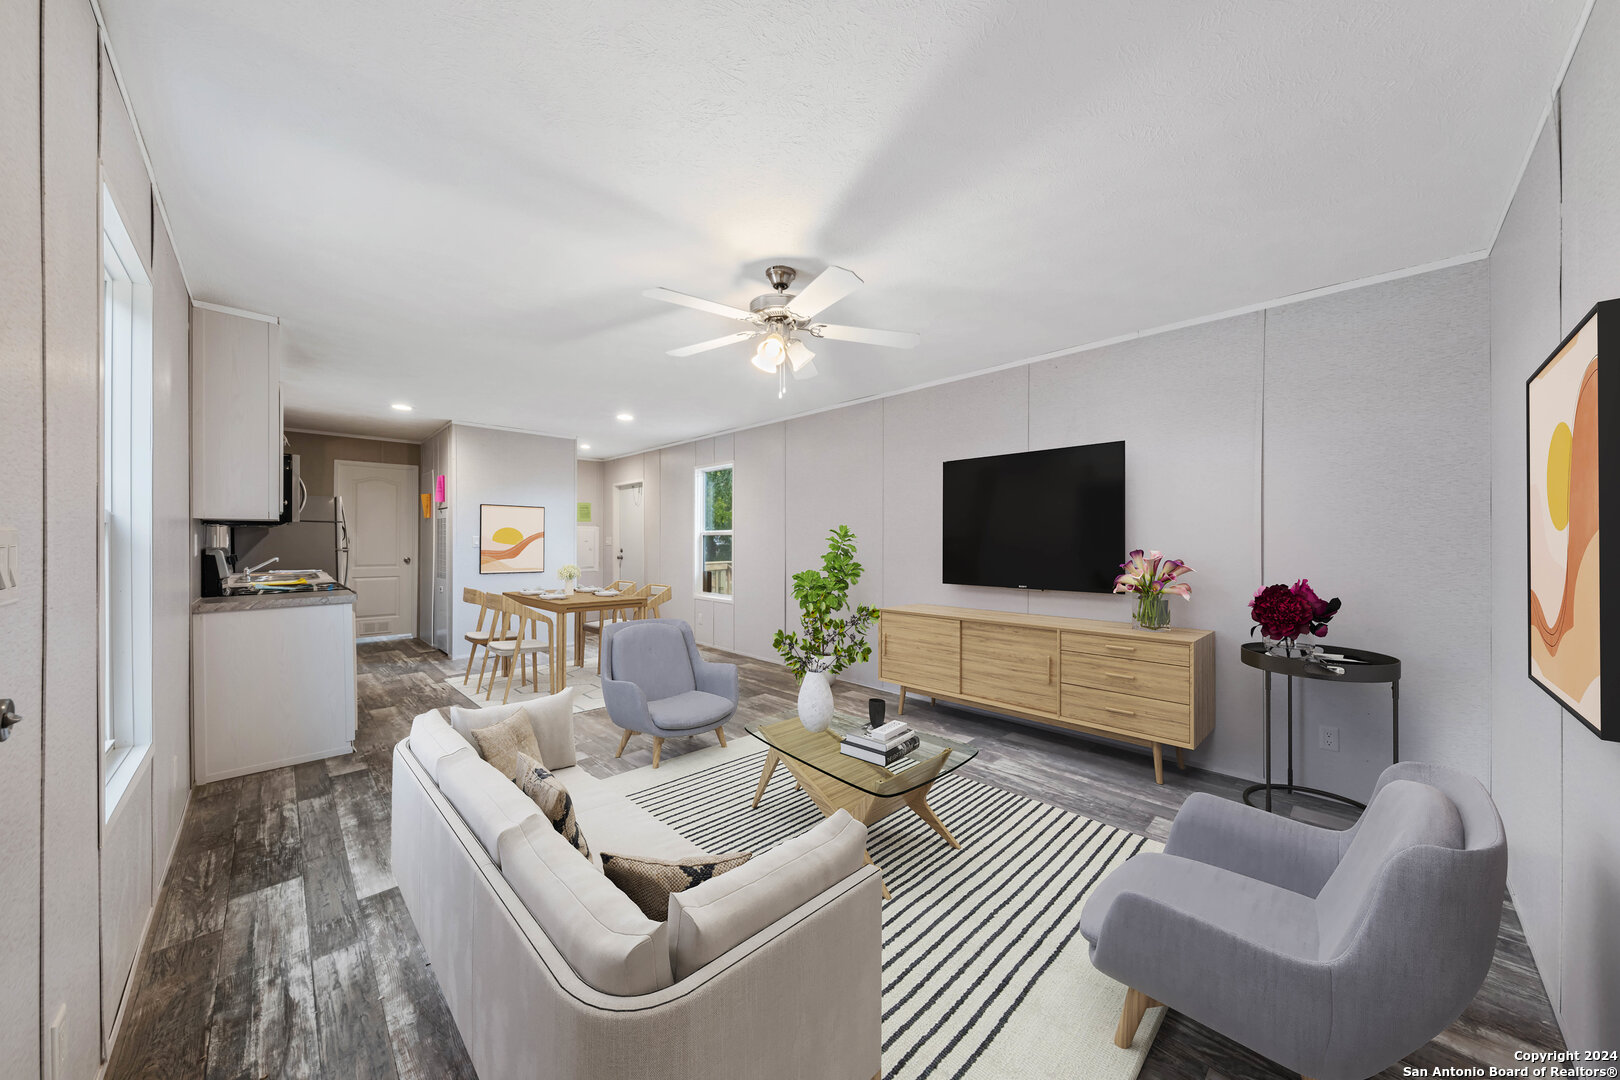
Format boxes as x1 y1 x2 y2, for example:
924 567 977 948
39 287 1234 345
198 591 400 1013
751 332 787 373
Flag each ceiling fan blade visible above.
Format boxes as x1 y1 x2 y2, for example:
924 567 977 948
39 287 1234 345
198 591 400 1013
786 339 815 373
786 265 863 319
810 323 920 349
667 330 756 357
643 287 755 322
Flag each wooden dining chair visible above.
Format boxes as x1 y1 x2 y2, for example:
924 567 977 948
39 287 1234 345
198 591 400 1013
646 584 672 619
598 583 648 672
481 597 556 704
585 579 636 635
462 588 513 692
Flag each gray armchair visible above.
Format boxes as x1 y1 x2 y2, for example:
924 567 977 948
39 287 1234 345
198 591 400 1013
1081 761 1507 1080
601 618 738 768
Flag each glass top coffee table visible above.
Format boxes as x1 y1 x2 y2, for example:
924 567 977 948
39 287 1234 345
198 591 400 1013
746 712 978 898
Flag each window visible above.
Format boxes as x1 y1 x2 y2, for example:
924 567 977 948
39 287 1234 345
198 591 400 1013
696 464 733 598
101 186 154 798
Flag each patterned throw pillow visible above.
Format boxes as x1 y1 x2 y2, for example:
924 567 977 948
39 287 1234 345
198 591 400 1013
512 752 590 861
471 708 543 781
600 850 752 921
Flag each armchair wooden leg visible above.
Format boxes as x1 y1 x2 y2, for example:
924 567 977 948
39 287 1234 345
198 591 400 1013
1114 987 1160 1049
615 730 632 758
714 726 727 748
651 736 664 769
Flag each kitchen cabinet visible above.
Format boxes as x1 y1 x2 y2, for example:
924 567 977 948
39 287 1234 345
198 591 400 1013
191 304 281 521
192 593 357 784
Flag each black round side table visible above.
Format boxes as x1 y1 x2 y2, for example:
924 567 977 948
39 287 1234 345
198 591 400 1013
1239 641 1402 813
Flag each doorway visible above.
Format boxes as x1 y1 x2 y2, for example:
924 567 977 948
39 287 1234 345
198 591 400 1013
335 460 420 638
613 481 645 586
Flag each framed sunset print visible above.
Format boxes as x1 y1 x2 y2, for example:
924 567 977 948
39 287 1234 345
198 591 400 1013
480 504 545 574
1527 300 1610 738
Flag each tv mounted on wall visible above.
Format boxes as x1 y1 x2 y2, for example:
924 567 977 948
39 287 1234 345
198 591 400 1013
942 441 1126 593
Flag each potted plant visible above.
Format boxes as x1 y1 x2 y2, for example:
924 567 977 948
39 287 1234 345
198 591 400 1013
773 526 880 731
1113 549 1194 630
557 563 581 596
1250 578 1340 656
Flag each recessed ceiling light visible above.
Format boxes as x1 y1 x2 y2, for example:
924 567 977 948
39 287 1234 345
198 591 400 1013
579 443 591 450
391 402 413 412
616 413 634 422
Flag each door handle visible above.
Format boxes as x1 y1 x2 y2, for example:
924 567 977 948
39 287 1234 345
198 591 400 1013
0 698 22 742
403 556 412 565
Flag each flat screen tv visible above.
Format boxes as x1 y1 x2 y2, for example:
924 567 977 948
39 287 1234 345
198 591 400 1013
942 441 1125 592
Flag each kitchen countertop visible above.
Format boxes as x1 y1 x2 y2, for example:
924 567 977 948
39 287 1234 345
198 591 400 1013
192 587 357 614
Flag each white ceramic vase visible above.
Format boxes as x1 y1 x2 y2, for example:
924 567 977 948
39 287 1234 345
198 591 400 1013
562 581 576 596
798 666 835 732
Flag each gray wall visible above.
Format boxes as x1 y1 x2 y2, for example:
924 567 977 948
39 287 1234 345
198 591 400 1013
1489 0 1620 1049
445 423 577 655
608 260 1491 794
576 457 604 587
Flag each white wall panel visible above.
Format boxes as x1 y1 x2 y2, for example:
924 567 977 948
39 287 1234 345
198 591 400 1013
658 443 696 629
99 44 150 270
1546 0 1620 1047
42 1 106 1069
881 368 1031 617
732 423 786 660
575 458 604 586
1264 264 1491 800
784 402 885 687
1028 316 1265 778
1488 117 1565 1015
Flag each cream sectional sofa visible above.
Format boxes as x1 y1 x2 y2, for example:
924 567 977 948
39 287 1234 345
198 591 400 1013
392 706 884 1080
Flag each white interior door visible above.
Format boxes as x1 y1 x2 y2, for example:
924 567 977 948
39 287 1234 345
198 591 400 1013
335 461 419 638
614 482 644 585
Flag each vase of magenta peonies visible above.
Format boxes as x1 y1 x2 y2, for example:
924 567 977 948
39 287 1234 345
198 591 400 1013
1249 579 1341 656
1113 549 1194 631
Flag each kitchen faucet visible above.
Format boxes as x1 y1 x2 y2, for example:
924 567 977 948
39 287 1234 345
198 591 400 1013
243 556 280 574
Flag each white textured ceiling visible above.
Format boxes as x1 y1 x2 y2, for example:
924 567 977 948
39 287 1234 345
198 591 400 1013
102 0 1582 457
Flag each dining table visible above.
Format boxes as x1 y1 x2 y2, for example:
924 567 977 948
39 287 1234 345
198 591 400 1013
504 588 650 693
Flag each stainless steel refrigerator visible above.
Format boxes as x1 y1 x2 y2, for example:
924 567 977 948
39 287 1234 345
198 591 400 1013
234 495 350 584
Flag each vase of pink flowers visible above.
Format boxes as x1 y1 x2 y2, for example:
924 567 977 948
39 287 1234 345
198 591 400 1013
1249 579 1341 655
1113 549 1194 631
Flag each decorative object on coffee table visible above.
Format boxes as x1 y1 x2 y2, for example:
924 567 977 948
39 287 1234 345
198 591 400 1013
1113 549 1193 631
557 562 580 596
1239 640 1401 812
1249 578 1340 656
797 655 836 732
773 525 880 678
1526 299 1608 738
868 697 885 729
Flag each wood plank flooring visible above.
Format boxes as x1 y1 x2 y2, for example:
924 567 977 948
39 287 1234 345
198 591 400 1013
108 636 1563 1080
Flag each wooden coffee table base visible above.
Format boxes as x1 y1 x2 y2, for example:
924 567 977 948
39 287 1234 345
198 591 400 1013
750 748 961 900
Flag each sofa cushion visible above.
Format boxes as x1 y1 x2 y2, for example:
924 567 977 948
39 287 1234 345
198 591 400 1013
566 780 708 868
602 851 752 921
448 688 577 770
610 624 696 702
437 754 543 867
647 689 735 732
1079 851 1320 962
499 815 674 995
513 752 590 861
667 809 866 981
408 711 478 785
1315 778 1463 959
471 708 543 780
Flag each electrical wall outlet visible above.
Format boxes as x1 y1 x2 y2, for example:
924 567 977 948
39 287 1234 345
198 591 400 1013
1319 726 1340 752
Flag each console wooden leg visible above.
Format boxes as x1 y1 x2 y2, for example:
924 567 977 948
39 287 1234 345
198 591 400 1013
652 736 664 769
898 687 907 715
614 730 632 758
1114 987 1160 1049
1176 747 1186 770
1152 743 1164 785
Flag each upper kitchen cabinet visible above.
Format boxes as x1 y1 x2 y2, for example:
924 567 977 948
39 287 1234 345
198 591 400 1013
192 304 282 521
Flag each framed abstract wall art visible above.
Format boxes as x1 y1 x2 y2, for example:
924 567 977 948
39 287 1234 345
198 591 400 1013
480 504 545 574
1527 299 1611 738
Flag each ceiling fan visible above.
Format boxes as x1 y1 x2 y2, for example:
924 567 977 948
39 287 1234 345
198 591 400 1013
644 265 920 396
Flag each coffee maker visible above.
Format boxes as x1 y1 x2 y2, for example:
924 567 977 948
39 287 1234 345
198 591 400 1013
201 523 234 597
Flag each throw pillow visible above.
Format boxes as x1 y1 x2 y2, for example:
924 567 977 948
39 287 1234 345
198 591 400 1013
448 687 577 769
512 752 590 861
470 708 542 780
601 850 752 922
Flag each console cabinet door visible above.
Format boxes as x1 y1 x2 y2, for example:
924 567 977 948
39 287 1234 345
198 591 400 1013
879 612 960 694
961 622 1060 715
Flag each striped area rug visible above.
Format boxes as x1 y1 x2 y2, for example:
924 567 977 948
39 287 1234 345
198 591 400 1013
623 749 1165 1080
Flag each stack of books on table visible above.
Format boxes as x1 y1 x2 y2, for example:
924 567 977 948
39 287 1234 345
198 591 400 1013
840 720 921 766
